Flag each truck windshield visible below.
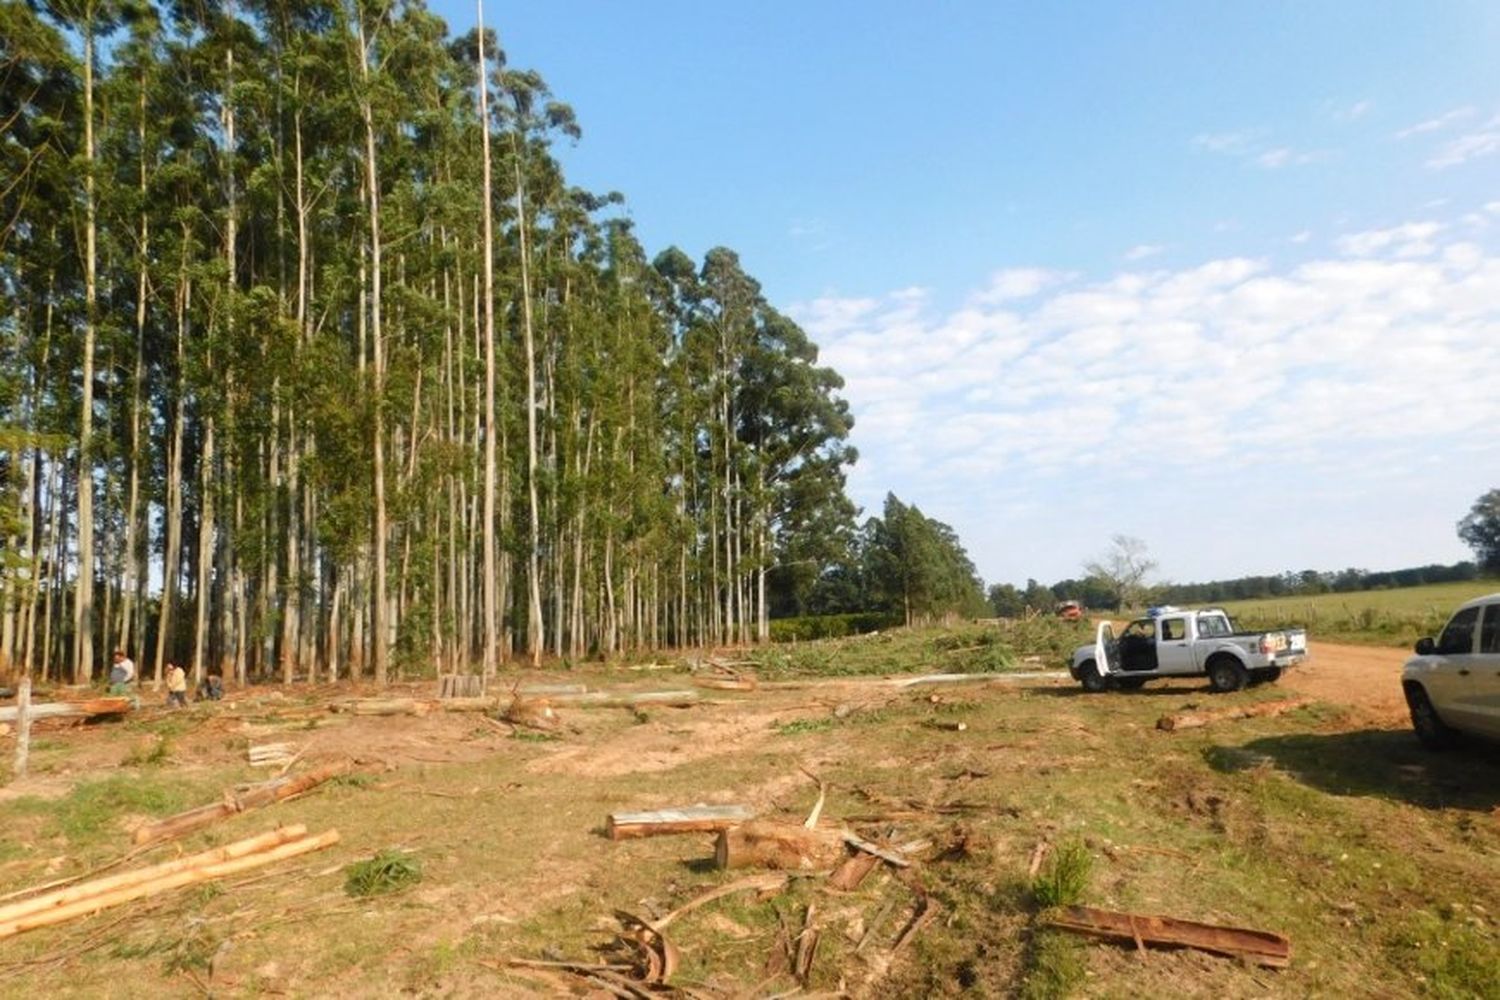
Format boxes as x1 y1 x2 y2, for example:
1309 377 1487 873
1197 614 1232 637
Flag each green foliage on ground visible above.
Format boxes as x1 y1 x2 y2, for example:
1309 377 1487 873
753 617 1091 679
768 612 901 642
345 850 423 898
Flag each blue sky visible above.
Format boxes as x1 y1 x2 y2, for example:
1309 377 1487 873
433 1 1500 587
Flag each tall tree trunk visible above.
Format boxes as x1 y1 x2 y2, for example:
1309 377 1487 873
476 5 499 679
356 14 389 685
73 17 99 684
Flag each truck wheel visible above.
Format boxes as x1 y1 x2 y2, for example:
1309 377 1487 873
1405 685 1457 751
1078 660 1108 693
1206 657 1248 693
1116 677 1147 691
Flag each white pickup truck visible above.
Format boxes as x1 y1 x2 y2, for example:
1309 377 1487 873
1069 608 1307 693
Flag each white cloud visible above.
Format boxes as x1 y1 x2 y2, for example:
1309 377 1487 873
1191 129 1260 155
1426 115 1500 168
789 222 1500 554
1337 100 1373 121
1257 147 1327 169
1289 230 1312 244
970 268 1066 304
1335 221 1443 258
1394 106 1475 139
1123 243 1164 262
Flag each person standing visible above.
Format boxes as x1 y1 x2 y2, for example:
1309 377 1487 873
165 661 188 708
108 649 136 696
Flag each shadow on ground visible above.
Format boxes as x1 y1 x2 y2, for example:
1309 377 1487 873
1206 727 1500 812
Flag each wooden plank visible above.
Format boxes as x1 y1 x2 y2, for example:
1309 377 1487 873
606 804 755 840
1157 697 1311 732
1046 904 1291 967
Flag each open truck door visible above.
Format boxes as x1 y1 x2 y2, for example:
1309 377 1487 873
1094 621 1116 676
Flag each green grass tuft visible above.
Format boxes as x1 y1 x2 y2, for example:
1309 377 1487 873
345 850 423 897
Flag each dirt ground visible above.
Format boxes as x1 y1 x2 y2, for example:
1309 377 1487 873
0 632 1494 998
1283 641 1411 721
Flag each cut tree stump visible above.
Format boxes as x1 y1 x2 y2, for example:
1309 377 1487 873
1046 904 1291 967
1157 697 1311 732
606 805 756 840
715 821 847 871
437 674 485 699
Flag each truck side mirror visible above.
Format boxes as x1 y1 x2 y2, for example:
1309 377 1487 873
1414 637 1435 655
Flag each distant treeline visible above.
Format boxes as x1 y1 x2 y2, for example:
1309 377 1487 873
990 561 1484 617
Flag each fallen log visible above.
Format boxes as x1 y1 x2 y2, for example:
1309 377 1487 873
0 697 132 724
715 821 847 871
132 760 352 845
516 683 588 697
1045 904 1291 967
546 690 699 709
890 671 1059 689
0 826 309 926
0 828 340 940
691 675 758 692
1157 697 1312 733
606 804 756 840
332 698 431 717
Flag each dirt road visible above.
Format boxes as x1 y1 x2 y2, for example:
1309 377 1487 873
1282 640 1410 722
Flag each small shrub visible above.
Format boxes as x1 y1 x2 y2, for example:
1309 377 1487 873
1032 840 1092 909
345 850 423 897
1019 929 1086 1000
124 736 171 767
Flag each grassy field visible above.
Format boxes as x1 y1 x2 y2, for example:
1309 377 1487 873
0 625 1495 997
1214 580 1499 648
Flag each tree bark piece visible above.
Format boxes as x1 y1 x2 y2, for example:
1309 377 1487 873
0 828 339 940
648 873 789 932
827 852 880 892
0 697 131 724
607 805 755 840
842 833 913 868
1157 698 1311 732
1045 904 1291 967
715 822 847 871
132 760 351 845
